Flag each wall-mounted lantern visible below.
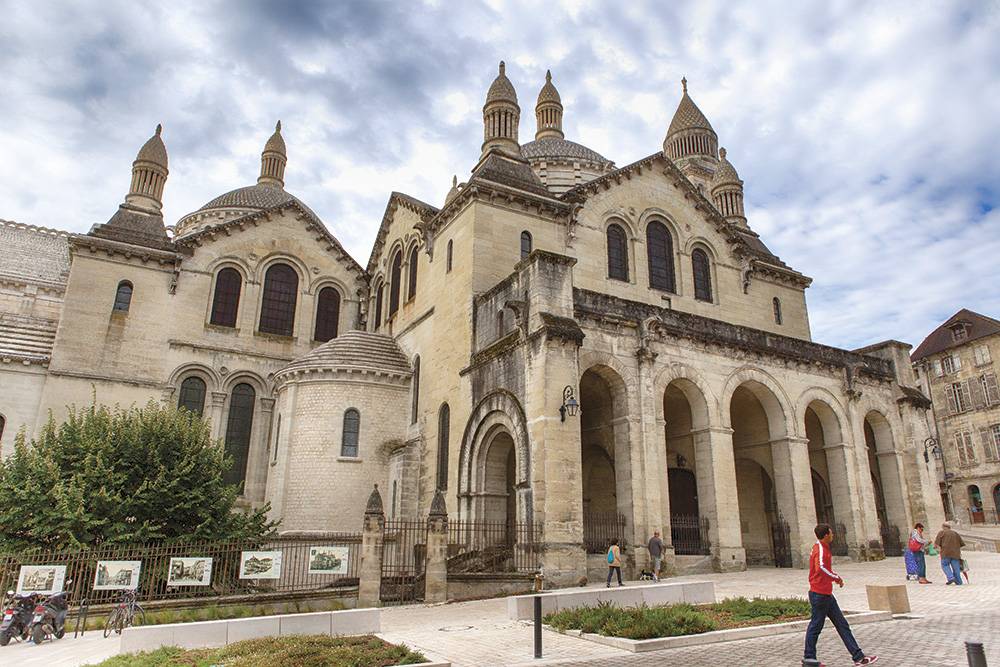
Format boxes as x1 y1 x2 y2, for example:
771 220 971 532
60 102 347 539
559 385 580 422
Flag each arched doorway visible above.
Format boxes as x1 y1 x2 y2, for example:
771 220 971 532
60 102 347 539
968 484 984 523
663 379 709 555
482 430 517 530
864 411 907 554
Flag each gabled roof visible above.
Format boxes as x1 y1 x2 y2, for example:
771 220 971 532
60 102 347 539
88 204 173 251
469 150 552 198
911 309 1000 361
366 192 439 274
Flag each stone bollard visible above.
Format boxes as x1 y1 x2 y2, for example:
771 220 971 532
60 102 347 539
424 490 449 603
358 484 386 608
966 641 987 667
865 584 910 614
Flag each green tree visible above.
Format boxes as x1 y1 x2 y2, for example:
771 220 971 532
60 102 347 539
0 401 277 551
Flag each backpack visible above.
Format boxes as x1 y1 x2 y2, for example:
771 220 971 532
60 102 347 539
607 547 615 564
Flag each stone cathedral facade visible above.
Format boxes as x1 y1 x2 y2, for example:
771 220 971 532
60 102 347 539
0 63 944 584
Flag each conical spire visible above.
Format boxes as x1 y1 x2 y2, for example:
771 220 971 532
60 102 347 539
710 147 746 227
125 124 169 211
535 69 564 140
663 78 718 162
258 120 287 188
482 61 521 157
445 174 460 205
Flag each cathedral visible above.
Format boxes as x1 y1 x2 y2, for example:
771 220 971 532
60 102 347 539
0 62 944 584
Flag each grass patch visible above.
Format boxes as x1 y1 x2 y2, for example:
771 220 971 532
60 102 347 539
85 634 428 667
82 599 345 630
544 596 812 640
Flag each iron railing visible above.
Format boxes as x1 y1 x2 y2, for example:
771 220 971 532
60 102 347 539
0 535 362 606
671 514 710 556
968 508 999 524
380 519 427 606
831 523 849 557
583 511 627 554
880 523 903 557
770 514 793 568
446 520 543 574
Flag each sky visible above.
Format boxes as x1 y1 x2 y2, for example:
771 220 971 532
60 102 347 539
1 0 997 350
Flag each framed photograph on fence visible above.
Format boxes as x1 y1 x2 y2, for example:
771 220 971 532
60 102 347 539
239 551 282 579
93 560 142 590
307 546 349 575
166 557 213 586
17 565 67 595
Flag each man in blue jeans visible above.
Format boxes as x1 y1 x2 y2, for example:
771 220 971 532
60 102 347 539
934 522 966 585
805 524 878 666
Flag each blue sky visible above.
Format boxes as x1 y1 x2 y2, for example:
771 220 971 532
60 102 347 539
1 0 997 350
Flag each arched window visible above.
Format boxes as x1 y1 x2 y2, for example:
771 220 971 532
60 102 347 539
0 414 5 444
342 408 360 457
258 263 298 336
646 221 676 293
497 310 505 337
177 376 207 416
388 251 402 317
113 281 133 312
407 246 419 300
606 224 629 281
374 282 384 331
313 287 341 342
446 240 453 273
520 231 532 260
773 297 783 325
692 248 713 302
437 403 450 490
411 356 420 425
210 268 242 327
271 414 281 464
223 383 256 490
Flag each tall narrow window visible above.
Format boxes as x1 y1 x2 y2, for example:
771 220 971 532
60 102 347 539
113 281 133 312
342 408 360 457
0 414 5 444
407 246 419 300
446 240 453 273
692 248 713 302
606 224 629 281
388 251 402 317
773 297 783 325
177 376 207 416
645 221 675 292
437 403 450 490
313 287 341 342
374 282 384 331
258 263 298 336
411 356 420 425
497 310 505 337
272 414 281 464
223 383 256 490
210 268 242 327
520 231 532 260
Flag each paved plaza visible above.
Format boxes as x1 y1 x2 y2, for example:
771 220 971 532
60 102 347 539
6 552 999 666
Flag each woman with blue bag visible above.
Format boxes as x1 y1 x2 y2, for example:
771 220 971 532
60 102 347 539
606 538 624 587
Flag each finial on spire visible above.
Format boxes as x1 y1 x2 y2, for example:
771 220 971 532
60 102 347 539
452 174 458 187
719 147 727 159
275 120 281 132
155 123 162 136
681 77 688 94
545 69 552 82
499 60 505 75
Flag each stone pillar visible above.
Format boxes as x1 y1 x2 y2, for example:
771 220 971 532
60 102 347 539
424 490 449 603
358 485 385 608
634 349 674 575
876 449 912 532
692 426 746 571
823 441 865 558
209 391 228 441
771 436 817 568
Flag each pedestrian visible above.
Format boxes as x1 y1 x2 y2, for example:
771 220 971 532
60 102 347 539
804 523 879 666
647 531 664 582
907 522 931 584
605 538 623 588
933 522 966 585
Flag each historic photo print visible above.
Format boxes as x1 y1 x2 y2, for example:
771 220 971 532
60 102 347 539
307 546 349 574
93 560 142 590
166 557 213 586
17 565 67 595
239 550 282 579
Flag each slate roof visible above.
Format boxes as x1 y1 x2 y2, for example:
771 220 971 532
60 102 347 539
0 220 70 286
277 330 412 377
88 205 173 251
471 150 553 198
667 91 716 136
911 309 1000 361
197 184 300 212
520 137 612 166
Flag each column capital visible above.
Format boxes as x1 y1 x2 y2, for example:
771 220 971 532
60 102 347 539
210 391 228 406
258 396 276 412
690 426 735 436
822 441 849 451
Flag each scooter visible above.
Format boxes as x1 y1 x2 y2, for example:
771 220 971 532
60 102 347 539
0 590 36 645
28 580 71 645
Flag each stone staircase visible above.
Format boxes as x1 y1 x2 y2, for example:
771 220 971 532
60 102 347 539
0 312 58 362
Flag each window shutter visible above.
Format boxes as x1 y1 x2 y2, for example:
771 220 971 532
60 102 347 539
959 381 973 412
984 373 1000 405
945 383 958 414
970 376 987 409
953 353 962 371
955 433 967 466
933 359 943 377
983 346 993 364
964 432 977 463
980 427 997 461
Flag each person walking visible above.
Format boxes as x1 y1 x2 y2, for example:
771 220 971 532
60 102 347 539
907 523 931 584
605 538 623 588
647 531 664 582
804 524 878 666
934 522 966 585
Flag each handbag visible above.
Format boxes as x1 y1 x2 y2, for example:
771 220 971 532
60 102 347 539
926 544 938 556
908 537 922 552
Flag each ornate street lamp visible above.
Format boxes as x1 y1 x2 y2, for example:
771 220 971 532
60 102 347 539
559 385 579 422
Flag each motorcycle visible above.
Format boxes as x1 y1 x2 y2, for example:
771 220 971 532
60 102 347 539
28 580 72 645
0 590 36 646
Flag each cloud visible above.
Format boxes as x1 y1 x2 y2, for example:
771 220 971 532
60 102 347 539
0 0 997 350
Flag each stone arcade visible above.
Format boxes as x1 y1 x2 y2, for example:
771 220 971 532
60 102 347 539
0 63 944 586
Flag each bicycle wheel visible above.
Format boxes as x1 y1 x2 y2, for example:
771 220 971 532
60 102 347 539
103 608 120 639
131 604 146 627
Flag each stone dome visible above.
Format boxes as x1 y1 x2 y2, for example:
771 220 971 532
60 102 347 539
667 85 715 136
520 137 611 165
536 70 561 105
486 61 518 105
263 121 286 156
198 183 299 211
277 330 412 378
711 148 741 186
135 124 168 168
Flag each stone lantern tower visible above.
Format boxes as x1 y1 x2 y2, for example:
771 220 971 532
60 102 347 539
482 61 520 157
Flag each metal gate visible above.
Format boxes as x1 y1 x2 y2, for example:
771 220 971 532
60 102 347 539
880 522 903 557
380 519 427 606
770 515 793 568
671 515 711 556
831 522 849 557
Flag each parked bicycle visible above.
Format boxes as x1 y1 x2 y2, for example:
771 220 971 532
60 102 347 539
102 589 145 638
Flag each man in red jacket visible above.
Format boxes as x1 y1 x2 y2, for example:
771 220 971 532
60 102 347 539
804 524 878 666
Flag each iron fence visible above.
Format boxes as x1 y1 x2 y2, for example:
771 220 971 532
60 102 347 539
380 519 427 606
969 508 999 525
831 522 849 557
0 534 362 606
446 520 543 574
880 523 903 557
770 514 793 568
670 514 710 556
583 511 627 554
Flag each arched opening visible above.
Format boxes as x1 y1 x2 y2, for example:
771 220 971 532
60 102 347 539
692 248 713 302
804 399 850 554
520 231 532 260
113 280 133 312
407 246 419 300
437 403 450 490
606 224 629 282
864 411 907 552
223 383 256 491
210 268 242 327
373 281 384 331
482 430 517 531
446 240 453 273
410 356 420 425
342 408 360 458
772 297 782 325
968 484 984 523
177 376 207 416
313 286 340 342
258 263 298 336
663 379 708 555
646 220 676 293
992 484 1000 519
388 250 402 317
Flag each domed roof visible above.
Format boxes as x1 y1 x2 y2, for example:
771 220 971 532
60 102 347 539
263 120 286 155
277 330 413 378
521 137 611 165
667 79 715 137
537 70 561 105
486 61 518 106
135 124 168 168
198 183 299 211
711 148 741 186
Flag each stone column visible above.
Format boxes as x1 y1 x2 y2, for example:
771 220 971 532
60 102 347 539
823 441 864 558
634 348 673 575
209 391 228 441
771 436 817 568
358 485 385 608
424 490 449 603
876 449 912 532
692 426 746 572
